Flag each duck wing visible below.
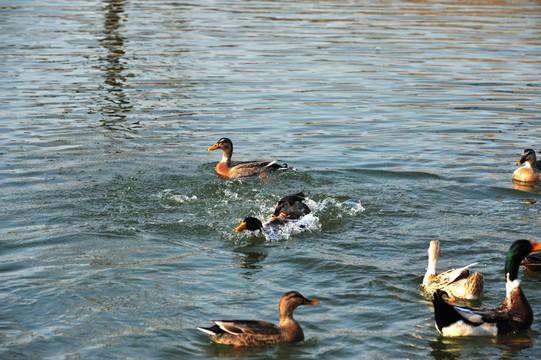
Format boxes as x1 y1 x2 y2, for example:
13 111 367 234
227 161 287 177
439 262 478 284
452 304 509 324
212 320 280 336
427 267 468 288
234 160 287 170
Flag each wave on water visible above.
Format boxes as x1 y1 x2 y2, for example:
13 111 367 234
311 197 366 217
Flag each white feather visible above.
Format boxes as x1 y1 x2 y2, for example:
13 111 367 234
197 327 217 336
441 262 478 283
453 306 483 324
215 321 241 336
440 320 498 337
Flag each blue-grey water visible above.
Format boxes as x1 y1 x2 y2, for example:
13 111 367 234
1 0 541 358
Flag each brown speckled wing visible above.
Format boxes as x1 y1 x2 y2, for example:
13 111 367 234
234 161 275 169
213 320 280 336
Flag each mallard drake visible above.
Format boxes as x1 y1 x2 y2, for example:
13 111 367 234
197 291 318 347
207 138 288 178
273 192 311 219
513 149 541 182
421 240 484 301
432 240 541 337
522 251 541 272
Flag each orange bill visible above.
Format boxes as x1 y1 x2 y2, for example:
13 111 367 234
304 299 319 305
208 144 220 151
516 153 528 165
530 241 541 251
234 222 247 232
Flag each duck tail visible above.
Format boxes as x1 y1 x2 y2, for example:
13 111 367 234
432 290 462 333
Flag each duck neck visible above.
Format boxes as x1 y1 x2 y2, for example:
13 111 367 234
528 153 537 167
505 274 520 295
424 242 438 282
220 149 232 166
505 248 523 283
278 311 303 341
279 304 295 325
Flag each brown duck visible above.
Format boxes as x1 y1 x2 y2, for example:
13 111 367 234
513 149 541 182
421 240 484 301
197 291 318 347
207 137 288 178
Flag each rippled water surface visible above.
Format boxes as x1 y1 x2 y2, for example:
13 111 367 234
1 0 541 358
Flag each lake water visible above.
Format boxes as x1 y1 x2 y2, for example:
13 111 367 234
1 0 541 358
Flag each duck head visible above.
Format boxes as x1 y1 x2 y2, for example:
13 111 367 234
278 291 318 319
516 149 537 167
506 240 541 282
208 138 233 159
234 217 264 232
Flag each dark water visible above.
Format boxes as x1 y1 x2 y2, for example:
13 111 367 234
1 0 541 358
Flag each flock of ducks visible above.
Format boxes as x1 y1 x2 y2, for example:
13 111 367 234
198 138 541 347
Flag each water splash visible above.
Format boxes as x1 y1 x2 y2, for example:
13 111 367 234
262 213 321 241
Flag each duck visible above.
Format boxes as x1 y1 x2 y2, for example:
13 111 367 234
432 240 541 337
513 149 541 182
272 192 311 219
234 192 312 233
521 251 541 272
197 291 318 347
207 138 288 178
421 240 484 301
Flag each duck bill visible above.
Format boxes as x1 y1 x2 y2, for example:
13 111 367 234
516 155 527 165
234 222 247 232
303 299 319 305
530 241 541 251
207 144 220 151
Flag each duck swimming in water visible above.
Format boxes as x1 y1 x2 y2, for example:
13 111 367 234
513 149 541 182
207 138 288 179
234 192 312 233
197 291 318 347
421 240 483 301
432 240 541 337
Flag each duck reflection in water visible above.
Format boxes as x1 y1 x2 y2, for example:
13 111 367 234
98 0 134 129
